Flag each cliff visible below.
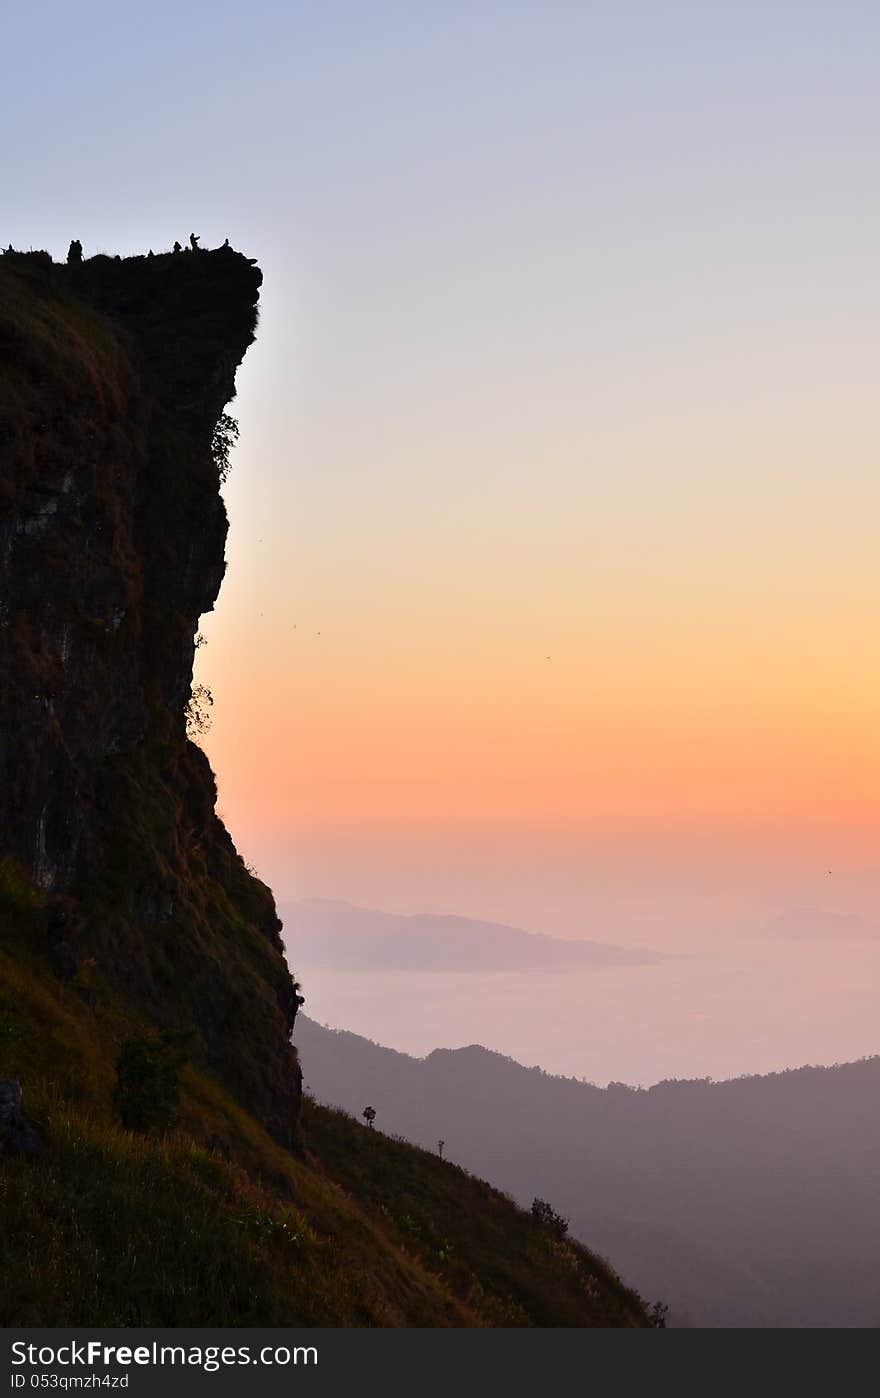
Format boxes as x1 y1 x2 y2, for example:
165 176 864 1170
0 246 649 1328
0 246 300 1143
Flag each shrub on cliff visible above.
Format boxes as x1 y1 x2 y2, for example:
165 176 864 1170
211 412 239 484
114 1030 191 1132
184 682 213 737
0 858 41 918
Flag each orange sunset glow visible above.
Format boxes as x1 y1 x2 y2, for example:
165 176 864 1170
8 0 880 1337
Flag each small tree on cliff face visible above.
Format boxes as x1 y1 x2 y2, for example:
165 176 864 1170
185 683 213 737
211 413 239 484
362 1106 376 1129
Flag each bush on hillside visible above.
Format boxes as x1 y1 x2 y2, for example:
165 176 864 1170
114 1030 191 1131
531 1197 569 1239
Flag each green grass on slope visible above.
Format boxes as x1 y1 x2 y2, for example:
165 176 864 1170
0 1095 471 1327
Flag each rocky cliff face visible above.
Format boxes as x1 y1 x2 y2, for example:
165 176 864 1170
0 247 301 1144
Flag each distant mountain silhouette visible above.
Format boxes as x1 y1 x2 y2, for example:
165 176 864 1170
294 1015 880 1328
763 905 880 940
281 898 663 971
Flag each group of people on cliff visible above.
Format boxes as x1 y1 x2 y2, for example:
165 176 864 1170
171 234 231 253
3 235 232 265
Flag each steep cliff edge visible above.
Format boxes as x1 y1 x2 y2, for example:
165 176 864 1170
0 247 300 1144
0 248 649 1328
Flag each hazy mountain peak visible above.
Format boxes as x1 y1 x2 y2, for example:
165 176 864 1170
282 897 663 972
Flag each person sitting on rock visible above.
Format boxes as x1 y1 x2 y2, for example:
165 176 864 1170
222 237 230 248
67 239 83 265
173 240 182 253
189 232 200 250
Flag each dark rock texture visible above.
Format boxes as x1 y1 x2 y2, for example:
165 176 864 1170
0 1078 40 1156
0 247 301 1144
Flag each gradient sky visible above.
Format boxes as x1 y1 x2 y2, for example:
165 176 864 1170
6 3 880 945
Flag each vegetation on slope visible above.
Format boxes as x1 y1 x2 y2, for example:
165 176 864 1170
0 860 647 1327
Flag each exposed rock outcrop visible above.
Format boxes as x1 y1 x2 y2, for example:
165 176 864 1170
0 1078 40 1157
0 247 301 1144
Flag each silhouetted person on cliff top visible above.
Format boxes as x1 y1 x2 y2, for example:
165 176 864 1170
189 232 200 250
67 239 82 265
173 241 182 253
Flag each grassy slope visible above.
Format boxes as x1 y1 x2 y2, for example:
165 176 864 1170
0 866 648 1328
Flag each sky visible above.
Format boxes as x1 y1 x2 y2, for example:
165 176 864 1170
5 3 880 951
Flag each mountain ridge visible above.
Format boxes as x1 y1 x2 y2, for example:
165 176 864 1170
295 1013 880 1327
282 896 664 971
